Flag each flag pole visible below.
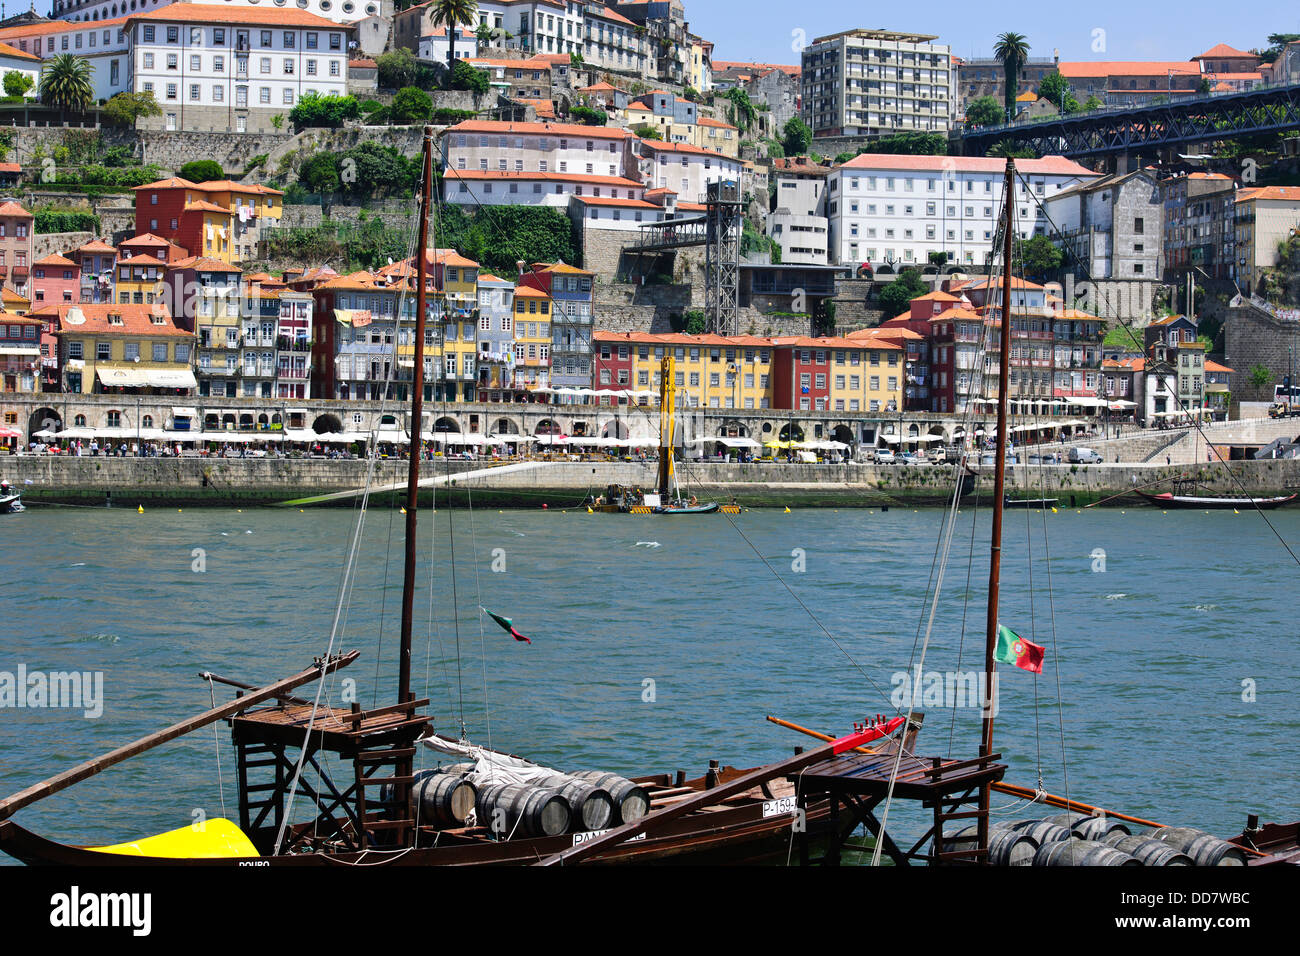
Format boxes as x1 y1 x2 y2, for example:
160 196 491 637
979 158 1016 856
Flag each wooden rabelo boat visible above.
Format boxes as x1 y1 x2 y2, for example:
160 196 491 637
1137 490 1296 510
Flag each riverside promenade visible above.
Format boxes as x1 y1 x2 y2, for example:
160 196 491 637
5 455 1300 508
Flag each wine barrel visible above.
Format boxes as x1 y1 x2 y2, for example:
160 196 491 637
943 825 1036 865
998 819 1072 847
1033 839 1140 866
410 770 477 828
1101 832 1193 866
475 783 571 838
1144 827 1247 866
1045 811 1131 842
570 771 651 823
530 773 614 832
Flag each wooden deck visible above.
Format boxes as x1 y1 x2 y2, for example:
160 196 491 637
231 700 431 754
797 751 1006 801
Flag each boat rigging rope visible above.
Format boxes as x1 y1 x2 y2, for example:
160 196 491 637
205 675 228 822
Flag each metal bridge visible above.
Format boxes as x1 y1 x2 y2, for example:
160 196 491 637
958 81 1300 161
622 180 744 336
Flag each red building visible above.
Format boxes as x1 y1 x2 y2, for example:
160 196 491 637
31 254 79 309
0 199 34 297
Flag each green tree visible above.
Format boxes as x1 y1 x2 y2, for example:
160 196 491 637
870 132 948 155
298 151 341 193
101 90 161 127
1249 364 1273 388
3 70 33 98
965 95 1004 127
781 116 812 156
633 124 662 140
449 59 488 93
569 105 607 126
928 251 948 267
1082 95 1103 111
376 47 419 89
39 54 93 112
1258 33 1300 61
289 91 361 128
724 87 756 133
1014 235 1064 278
1038 71 1072 111
993 32 1031 123
430 0 479 79
179 159 224 183
987 140 1038 158
390 86 433 124
877 267 929 316
681 309 706 334
475 22 492 46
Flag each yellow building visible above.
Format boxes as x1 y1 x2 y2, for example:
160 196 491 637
115 254 168 306
511 286 552 392
693 116 740 158
593 332 776 409
45 303 196 395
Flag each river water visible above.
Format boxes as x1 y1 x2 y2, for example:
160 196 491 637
1 499 1297 861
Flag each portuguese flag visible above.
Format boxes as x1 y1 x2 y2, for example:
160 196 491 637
482 607 531 645
993 624 1044 673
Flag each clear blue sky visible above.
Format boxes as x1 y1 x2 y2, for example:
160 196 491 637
691 1 1296 66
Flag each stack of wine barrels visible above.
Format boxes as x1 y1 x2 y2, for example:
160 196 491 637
1102 832 1194 866
942 824 1037 865
999 818 1072 846
474 783 572 838
1034 839 1141 866
1144 827 1248 866
1045 811 1131 842
570 771 651 824
530 772 615 831
409 769 478 828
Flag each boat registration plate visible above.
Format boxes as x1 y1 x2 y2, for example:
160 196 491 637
762 796 798 818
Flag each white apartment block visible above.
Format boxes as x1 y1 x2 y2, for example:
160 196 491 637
826 154 1099 268
582 3 648 77
475 0 584 56
442 120 638 179
801 28 954 138
443 169 646 208
52 0 388 29
0 17 130 102
767 161 829 265
126 6 352 134
639 140 744 204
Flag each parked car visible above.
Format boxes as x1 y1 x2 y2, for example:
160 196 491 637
1068 446 1103 464
875 449 897 465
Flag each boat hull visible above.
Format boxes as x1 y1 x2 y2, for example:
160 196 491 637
1137 491 1296 510
0 789 830 867
0 493 23 514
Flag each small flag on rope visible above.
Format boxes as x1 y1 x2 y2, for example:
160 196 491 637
482 607 531 644
993 624 1044 673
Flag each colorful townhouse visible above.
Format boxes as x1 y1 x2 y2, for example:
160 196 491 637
511 285 553 396
45 303 196 395
475 272 516 401
0 200 34 298
31 254 80 309
311 271 415 402
0 313 43 396
71 238 117 304
162 256 243 397
518 261 593 394
132 177 283 266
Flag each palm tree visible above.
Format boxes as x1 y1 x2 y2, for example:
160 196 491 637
39 53 93 112
430 0 479 79
993 32 1030 123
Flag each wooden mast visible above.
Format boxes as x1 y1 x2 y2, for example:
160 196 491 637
657 355 675 500
978 158 1016 854
398 126 433 712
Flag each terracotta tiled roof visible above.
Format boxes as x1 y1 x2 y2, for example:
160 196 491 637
1194 44 1257 60
840 154 1097 176
117 254 169 268
171 255 240 271
1236 186 1300 203
444 119 633 141
712 60 801 77
183 200 233 214
127 3 349 29
45 304 190 338
75 238 117 254
132 177 199 191
34 254 77 267
571 196 659 208
1205 360 1233 372
0 200 31 217
1058 61 1201 78
0 41 39 62
639 139 734 160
